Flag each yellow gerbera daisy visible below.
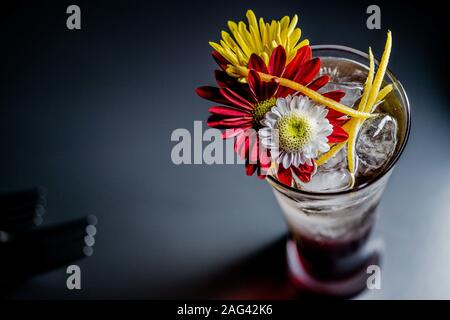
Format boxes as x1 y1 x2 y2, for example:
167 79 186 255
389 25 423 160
209 10 309 70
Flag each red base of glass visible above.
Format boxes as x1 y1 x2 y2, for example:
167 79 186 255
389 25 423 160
286 238 383 298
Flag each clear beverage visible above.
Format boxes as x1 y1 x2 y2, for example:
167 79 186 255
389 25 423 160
267 46 410 295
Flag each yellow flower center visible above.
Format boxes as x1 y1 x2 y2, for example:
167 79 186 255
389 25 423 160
277 114 312 152
252 97 276 126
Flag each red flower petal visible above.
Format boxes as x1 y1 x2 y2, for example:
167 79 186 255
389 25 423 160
293 58 321 85
212 51 229 71
277 165 293 186
196 86 230 105
209 106 249 117
275 85 289 98
234 131 259 162
214 70 255 102
222 128 245 139
308 75 330 91
327 108 349 127
277 46 315 97
248 53 269 73
207 115 253 128
234 133 250 159
221 116 253 124
259 148 272 169
269 46 287 77
214 70 234 88
220 88 254 111
247 69 263 101
284 46 312 79
327 125 349 143
245 163 257 176
323 90 346 102
257 148 272 177
326 107 346 120
265 78 280 99
291 162 315 183
257 172 266 179
328 118 348 128
249 69 279 100
249 137 259 163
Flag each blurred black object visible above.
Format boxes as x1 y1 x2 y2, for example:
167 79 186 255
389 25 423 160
0 187 47 232
0 187 96 291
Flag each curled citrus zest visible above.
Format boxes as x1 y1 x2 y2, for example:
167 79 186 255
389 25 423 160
347 48 376 174
317 31 393 177
374 84 393 107
347 120 361 175
353 32 391 174
227 66 375 119
269 76 375 119
366 31 392 110
358 48 375 112
342 120 353 132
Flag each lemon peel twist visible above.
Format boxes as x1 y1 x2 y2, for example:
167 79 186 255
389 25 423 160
227 65 375 119
375 84 393 107
317 31 394 178
347 47 376 174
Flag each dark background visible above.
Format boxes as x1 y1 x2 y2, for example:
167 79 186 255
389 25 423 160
0 0 449 299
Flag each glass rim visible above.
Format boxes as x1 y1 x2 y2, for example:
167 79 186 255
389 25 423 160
266 44 411 197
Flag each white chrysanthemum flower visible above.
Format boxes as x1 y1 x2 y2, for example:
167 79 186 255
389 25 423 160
259 95 333 169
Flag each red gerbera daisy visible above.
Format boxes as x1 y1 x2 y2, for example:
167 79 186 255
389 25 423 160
197 45 349 180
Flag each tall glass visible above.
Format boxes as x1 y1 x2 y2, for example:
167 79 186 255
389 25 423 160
266 45 411 296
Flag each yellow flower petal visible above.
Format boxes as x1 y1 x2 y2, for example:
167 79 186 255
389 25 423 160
246 10 260 43
211 11 307 71
287 14 298 36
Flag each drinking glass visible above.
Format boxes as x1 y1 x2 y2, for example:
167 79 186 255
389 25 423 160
266 45 411 297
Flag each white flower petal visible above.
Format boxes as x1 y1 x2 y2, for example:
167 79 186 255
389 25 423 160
289 96 298 110
282 153 292 169
318 142 330 153
276 97 287 109
259 127 272 138
293 153 302 167
277 98 290 114
275 150 285 164
259 95 343 171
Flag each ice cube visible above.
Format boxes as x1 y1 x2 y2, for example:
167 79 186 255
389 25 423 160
319 66 341 82
319 65 367 83
319 82 363 108
356 114 398 176
296 169 353 192
294 146 352 192
319 147 347 172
